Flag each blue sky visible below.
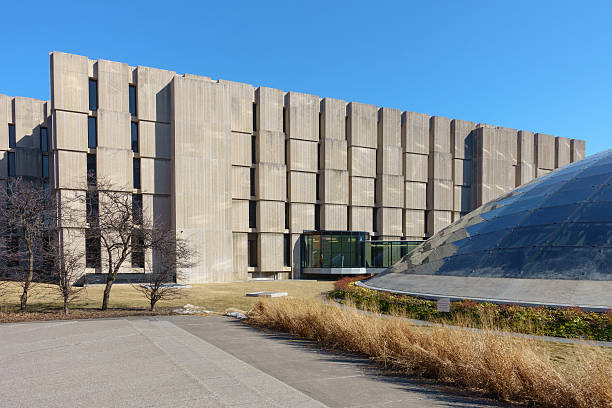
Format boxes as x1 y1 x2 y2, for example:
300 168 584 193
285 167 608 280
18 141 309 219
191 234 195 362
2 0 610 155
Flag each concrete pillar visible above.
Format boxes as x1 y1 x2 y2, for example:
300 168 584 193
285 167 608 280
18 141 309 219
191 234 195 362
347 102 377 234
570 139 586 163
401 111 429 240
426 116 453 235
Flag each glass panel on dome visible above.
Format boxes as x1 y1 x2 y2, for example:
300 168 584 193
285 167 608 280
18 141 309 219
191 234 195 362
435 252 487 276
521 204 578 226
496 224 559 248
522 247 599 279
547 222 612 247
570 202 612 223
473 247 539 278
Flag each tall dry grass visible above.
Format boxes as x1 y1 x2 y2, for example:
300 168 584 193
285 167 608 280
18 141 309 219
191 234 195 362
247 298 612 408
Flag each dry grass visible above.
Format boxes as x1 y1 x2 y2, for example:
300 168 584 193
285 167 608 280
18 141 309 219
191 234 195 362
247 298 612 408
0 280 333 315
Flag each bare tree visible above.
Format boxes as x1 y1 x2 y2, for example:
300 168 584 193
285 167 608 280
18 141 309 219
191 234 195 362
134 230 198 311
84 177 180 310
0 178 55 311
48 235 85 314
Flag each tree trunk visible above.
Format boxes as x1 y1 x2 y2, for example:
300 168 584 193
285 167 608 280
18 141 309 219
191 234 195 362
63 298 69 314
101 274 114 311
20 231 34 312
150 297 155 312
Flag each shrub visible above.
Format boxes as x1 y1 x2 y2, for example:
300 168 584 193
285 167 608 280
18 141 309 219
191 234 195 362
328 285 612 341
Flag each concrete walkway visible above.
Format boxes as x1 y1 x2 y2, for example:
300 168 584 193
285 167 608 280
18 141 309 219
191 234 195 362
0 316 503 407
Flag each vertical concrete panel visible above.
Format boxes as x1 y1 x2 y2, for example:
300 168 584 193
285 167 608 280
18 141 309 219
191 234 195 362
377 107 401 147
453 159 472 186
429 116 451 153
50 52 89 113
0 95 11 151
377 208 403 237
220 80 254 134
289 203 314 232
54 150 86 189
375 174 404 208
320 98 346 141
535 133 555 170
426 179 453 211
427 210 452 235
321 204 348 230
349 206 373 232
450 119 476 160
287 139 317 171
428 151 452 179
347 102 377 148
570 139 586 162
140 158 171 195
14 97 45 148
97 59 129 112
97 110 131 150
405 181 426 210
97 147 132 188
349 177 375 207
259 233 284 271
376 145 403 176
402 111 430 154
405 153 428 182
555 137 571 168
288 171 316 203
320 139 348 171
404 209 425 239
256 163 286 201
257 130 284 164
320 169 349 204
348 147 377 177
139 122 171 159
232 232 249 280
231 166 250 199
172 76 233 282
52 110 88 152
256 87 284 132
517 130 535 163
136 66 176 123
257 201 285 232
231 200 249 232
286 92 319 141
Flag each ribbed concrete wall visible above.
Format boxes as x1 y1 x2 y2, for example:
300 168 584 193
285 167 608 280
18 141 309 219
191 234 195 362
3 51 589 282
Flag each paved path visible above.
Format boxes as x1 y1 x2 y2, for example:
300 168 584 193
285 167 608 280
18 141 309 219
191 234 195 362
0 316 503 407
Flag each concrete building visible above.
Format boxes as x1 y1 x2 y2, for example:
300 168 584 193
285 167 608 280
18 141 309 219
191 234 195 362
0 51 586 283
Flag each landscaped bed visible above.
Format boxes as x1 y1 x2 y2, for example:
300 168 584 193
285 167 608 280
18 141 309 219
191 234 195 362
329 277 612 341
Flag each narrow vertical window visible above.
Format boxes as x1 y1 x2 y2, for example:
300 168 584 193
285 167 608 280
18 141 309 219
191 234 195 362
250 168 256 197
248 233 258 267
131 122 139 153
88 117 97 149
87 154 96 186
85 229 101 267
129 85 137 116
373 207 378 233
86 190 99 224
252 103 257 131
8 152 16 177
131 230 145 268
42 155 49 179
249 200 257 229
8 124 16 148
282 107 287 134
314 204 320 231
132 193 143 224
284 234 291 267
89 79 98 111
133 158 141 189
285 203 290 230
316 174 320 201
251 135 256 164
40 127 48 152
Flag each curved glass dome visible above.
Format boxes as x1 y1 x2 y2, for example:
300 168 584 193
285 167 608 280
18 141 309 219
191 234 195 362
362 150 612 308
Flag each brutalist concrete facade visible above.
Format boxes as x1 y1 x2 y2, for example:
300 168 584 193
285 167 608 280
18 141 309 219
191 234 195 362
0 51 586 283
